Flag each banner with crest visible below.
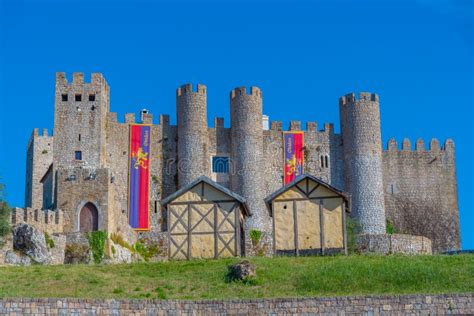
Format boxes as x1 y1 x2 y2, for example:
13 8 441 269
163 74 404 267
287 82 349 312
283 132 304 184
128 124 151 230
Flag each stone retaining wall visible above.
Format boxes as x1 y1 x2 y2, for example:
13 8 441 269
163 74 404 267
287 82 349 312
0 294 471 315
357 233 432 255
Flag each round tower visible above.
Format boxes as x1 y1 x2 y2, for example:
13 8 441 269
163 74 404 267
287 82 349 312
339 92 386 234
230 87 269 232
176 83 209 187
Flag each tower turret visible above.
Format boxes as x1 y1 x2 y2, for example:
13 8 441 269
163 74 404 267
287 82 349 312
53 72 109 170
339 92 386 234
176 83 209 187
230 87 269 232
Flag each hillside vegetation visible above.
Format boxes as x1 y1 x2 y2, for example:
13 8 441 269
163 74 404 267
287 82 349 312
0 255 472 300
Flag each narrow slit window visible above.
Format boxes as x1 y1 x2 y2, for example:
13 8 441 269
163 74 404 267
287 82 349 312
78 134 81 141
75 94 82 102
325 156 329 168
320 155 324 168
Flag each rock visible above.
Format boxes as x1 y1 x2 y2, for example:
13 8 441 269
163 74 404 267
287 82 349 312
227 260 256 281
12 224 51 264
64 243 92 264
4 250 31 266
48 234 66 265
0 234 13 265
110 242 133 264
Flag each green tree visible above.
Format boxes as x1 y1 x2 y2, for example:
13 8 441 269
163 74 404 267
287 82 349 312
0 182 11 237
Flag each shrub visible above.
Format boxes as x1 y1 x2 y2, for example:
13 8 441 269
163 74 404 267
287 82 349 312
110 232 134 252
386 219 395 235
249 229 262 246
44 232 55 248
0 183 11 238
133 239 159 262
87 231 108 264
346 217 362 254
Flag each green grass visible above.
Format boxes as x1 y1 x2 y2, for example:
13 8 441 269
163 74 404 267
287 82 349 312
0 255 472 300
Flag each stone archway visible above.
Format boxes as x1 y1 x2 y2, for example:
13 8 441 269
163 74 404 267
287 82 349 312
79 202 99 232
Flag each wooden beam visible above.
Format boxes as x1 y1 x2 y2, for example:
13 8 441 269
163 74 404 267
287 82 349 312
272 201 276 256
187 204 191 260
319 199 325 256
293 200 299 256
342 201 348 256
169 200 235 206
273 196 342 203
214 204 218 259
235 204 240 257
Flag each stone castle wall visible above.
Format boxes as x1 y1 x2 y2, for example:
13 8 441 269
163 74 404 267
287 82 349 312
11 207 63 235
24 128 53 210
24 72 460 253
0 294 471 315
383 138 460 252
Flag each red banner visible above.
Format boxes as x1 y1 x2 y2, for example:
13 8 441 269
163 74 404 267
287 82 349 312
284 132 304 184
128 124 151 230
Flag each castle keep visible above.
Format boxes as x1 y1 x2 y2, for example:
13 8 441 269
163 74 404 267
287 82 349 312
23 72 460 254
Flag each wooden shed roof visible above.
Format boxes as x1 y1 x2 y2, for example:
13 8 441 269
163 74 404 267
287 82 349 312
161 176 252 216
264 174 350 216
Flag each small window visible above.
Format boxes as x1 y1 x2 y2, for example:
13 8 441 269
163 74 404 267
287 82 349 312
91 105 96 111
320 155 324 168
212 156 229 173
89 94 95 101
75 94 82 102
61 94 68 101
74 151 82 160
78 134 81 141
325 156 329 168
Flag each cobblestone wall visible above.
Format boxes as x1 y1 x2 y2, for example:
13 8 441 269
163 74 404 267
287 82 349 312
0 294 471 315
340 92 386 234
357 233 432 255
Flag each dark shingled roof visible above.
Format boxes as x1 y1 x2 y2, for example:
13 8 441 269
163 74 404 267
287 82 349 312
264 174 350 216
161 176 251 216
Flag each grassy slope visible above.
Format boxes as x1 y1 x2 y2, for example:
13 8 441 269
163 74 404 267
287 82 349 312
0 255 472 300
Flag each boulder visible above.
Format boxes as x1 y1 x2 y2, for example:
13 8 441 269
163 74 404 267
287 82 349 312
109 242 133 264
4 250 31 266
48 234 67 265
12 224 51 264
64 243 92 264
227 260 256 281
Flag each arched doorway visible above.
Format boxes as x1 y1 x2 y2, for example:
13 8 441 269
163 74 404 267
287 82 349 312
79 202 99 232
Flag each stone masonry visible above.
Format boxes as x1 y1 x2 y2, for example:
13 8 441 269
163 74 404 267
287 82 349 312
24 72 461 253
0 294 472 315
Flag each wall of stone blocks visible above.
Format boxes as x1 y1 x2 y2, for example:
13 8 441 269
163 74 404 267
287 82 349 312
24 128 53 210
56 168 113 233
382 138 460 252
357 233 432 255
11 207 63 235
0 294 471 315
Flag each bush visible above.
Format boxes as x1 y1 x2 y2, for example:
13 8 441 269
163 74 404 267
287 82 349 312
0 182 11 238
249 229 262 246
133 239 160 262
346 217 362 254
44 232 55 248
386 219 395 235
87 231 108 264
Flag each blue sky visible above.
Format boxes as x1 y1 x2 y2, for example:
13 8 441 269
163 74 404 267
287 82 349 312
0 0 472 248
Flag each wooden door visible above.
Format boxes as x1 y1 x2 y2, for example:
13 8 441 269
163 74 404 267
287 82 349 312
79 202 99 232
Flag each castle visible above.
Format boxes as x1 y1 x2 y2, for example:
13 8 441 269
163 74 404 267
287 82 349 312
23 72 460 253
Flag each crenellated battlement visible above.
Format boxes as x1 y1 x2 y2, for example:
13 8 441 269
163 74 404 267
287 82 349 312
31 128 51 138
56 72 107 86
339 92 379 106
11 207 63 235
230 86 262 99
385 138 455 152
176 83 207 96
